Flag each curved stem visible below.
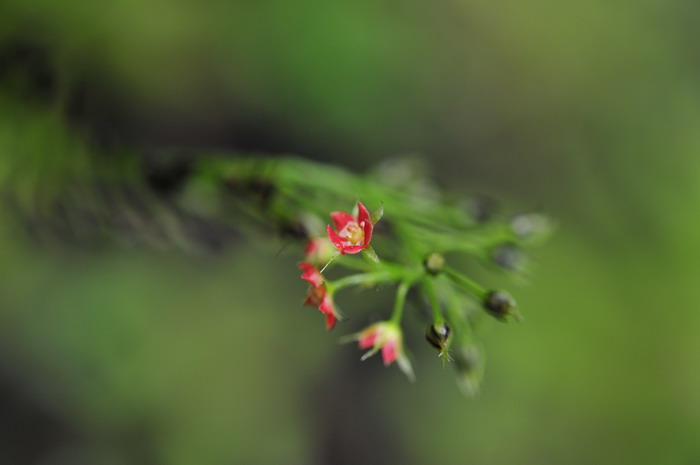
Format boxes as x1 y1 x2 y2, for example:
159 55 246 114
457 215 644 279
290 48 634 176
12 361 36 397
390 279 412 325
331 271 394 292
444 267 488 300
422 277 444 325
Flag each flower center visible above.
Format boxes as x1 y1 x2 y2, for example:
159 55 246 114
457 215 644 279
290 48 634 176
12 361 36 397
341 221 364 244
306 285 326 305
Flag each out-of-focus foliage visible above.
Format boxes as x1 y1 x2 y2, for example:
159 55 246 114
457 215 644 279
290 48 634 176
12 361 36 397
1 1 700 464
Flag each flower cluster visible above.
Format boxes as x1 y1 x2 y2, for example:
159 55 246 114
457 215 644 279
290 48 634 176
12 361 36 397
226 157 549 392
289 195 546 391
299 261 340 330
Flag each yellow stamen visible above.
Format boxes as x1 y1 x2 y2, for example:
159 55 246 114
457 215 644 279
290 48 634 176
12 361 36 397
342 222 364 244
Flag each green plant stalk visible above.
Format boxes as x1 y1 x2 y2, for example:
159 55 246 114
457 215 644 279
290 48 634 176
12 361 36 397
444 266 488 300
390 280 412 325
422 277 444 325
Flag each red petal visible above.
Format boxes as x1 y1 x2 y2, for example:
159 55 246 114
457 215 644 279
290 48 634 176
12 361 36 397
325 313 336 330
299 262 314 272
319 293 334 316
304 239 318 256
357 202 373 246
361 220 373 248
299 262 323 287
320 294 337 330
382 340 397 366
357 202 370 225
359 333 378 349
341 244 364 254
326 225 347 254
331 211 355 231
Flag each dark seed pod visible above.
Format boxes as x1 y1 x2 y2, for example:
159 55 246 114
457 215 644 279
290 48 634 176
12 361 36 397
466 195 499 223
426 322 451 351
483 290 516 321
491 242 524 271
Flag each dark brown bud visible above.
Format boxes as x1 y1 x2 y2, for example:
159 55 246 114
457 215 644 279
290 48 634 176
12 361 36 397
483 290 516 321
425 322 451 351
491 242 524 271
465 195 499 223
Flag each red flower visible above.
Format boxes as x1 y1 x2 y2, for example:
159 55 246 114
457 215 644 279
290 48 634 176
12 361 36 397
347 321 415 380
326 202 373 255
299 262 341 330
299 261 323 288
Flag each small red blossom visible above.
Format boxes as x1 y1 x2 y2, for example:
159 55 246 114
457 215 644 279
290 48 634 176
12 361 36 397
303 237 335 265
348 321 414 380
326 202 373 255
299 261 323 288
299 262 341 330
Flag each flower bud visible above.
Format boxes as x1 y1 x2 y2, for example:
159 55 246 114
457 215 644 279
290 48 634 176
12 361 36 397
483 290 516 321
464 195 499 223
426 322 452 363
510 212 552 242
425 322 451 351
491 242 525 271
453 345 484 396
423 252 445 275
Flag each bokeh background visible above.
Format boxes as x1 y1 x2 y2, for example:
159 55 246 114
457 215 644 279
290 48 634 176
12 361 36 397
1 1 699 464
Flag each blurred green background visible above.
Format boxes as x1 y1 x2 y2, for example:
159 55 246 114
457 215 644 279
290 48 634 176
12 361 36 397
1 1 699 464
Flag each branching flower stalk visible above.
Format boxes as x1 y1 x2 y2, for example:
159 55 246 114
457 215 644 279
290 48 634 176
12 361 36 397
0 95 550 394
197 156 552 394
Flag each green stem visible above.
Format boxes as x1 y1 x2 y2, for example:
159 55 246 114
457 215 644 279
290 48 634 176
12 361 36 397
390 280 412 324
335 256 374 272
442 278 476 343
331 271 394 292
422 277 444 325
444 267 488 300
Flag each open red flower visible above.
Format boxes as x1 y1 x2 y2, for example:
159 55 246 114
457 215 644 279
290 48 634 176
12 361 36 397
346 321 415 380
299 262 341 330
326 202 373 255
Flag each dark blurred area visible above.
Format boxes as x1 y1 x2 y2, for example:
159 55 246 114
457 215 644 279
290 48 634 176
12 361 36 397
1 1 700 464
